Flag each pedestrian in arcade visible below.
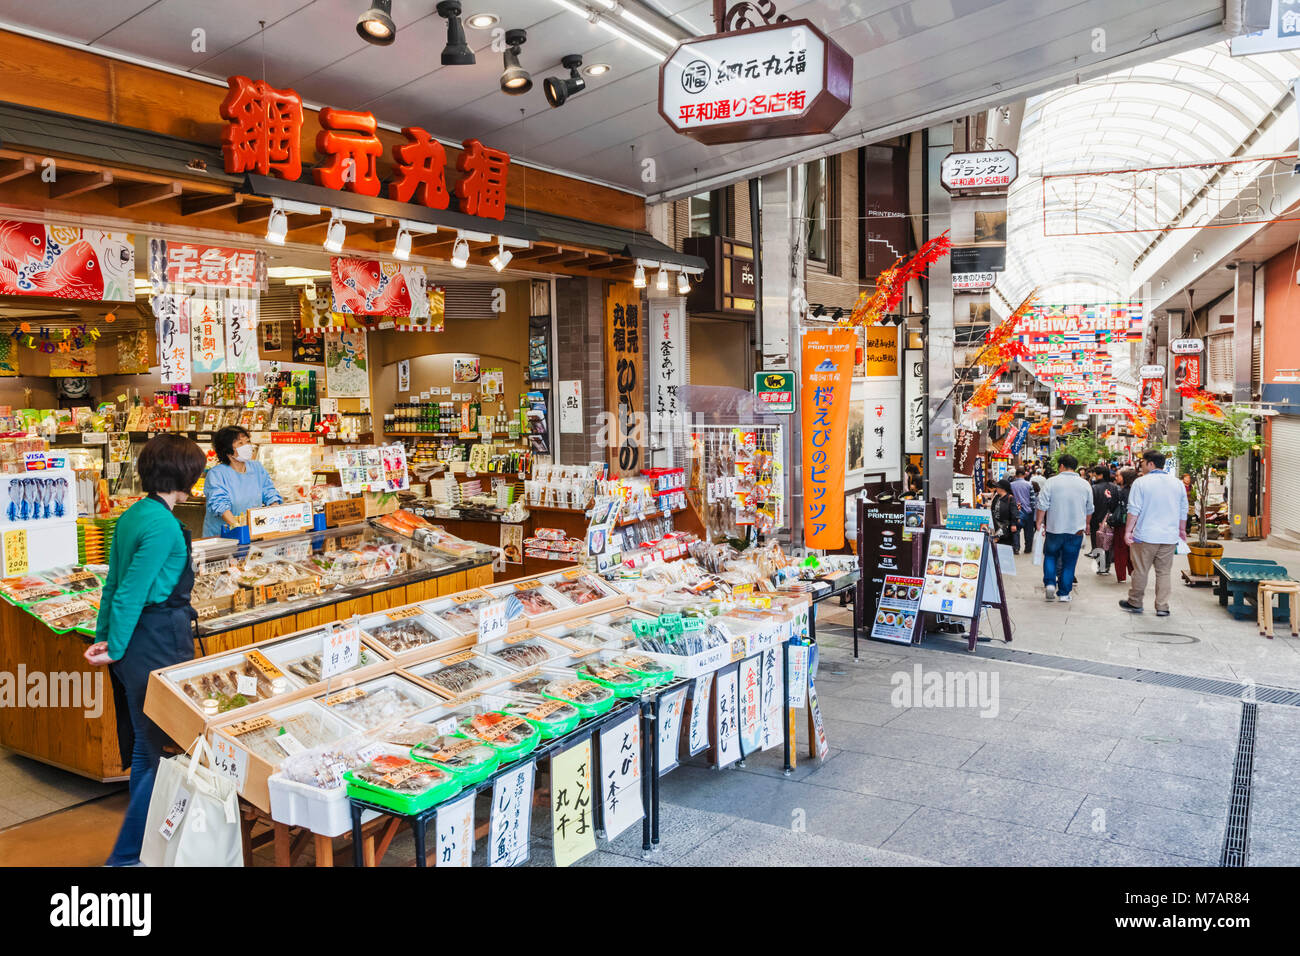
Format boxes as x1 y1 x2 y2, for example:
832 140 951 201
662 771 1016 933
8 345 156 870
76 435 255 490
1111 467 1137 584
1035 453 1094 603
1119 450 1188 617
1010 467 1036 554
83 434 207 866
990 479 1020 548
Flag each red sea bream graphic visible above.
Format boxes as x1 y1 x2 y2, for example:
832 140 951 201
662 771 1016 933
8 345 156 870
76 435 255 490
0 221 134 301
330 256 429 318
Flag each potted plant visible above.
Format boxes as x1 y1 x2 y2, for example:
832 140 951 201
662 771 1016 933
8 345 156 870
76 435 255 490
1174 406 1255 576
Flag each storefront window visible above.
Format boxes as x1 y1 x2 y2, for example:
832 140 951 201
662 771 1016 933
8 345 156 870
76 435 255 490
688 192 713 236
805 158 829 264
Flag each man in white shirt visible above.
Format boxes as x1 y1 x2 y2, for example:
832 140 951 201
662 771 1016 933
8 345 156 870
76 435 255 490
1119 449 1188 617
1034 454 1094 602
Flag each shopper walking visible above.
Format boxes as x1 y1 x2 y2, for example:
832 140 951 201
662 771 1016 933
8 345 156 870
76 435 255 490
83 434 207 866
1010 467 1035 554
1035 453 1094 602
990 479 1019 547
1111 467 1137 584
1088 465 1119 556
1119 450 1188 617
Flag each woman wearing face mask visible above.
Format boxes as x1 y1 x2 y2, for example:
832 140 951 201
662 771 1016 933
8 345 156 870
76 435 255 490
202 425 284 537
83 434 207 865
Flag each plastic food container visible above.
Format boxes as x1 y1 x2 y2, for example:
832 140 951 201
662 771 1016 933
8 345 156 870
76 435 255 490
344 754 462 814
316 674 440 729
540 571 619 606
574 659 650 697
489 691 581 739
607 652 676 686
483 580 573 619
215 700 354 764
505 668 616 717
406 650 515 698
166 649 300 714
359 608 457 657
541 621 624 652
478 632 572 671
409 734 501 784
261 629 379 683
453 707 541 762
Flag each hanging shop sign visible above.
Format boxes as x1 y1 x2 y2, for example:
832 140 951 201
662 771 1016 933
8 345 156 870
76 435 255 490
1014 303 1143 352
659 19 853 145
953 271 996 291
154 294 192 385
224 298 260 373
219 76 510 219
799 327 855 549
559 379 583 433
864 325 899 378
996 382 1014 393
1140 375 1163 410
903 350 924 455
755 370 796 414
953 426 979 477
0 219 134 302
1231 0 1300 55
190 298 226 375
148 239 263 290
862 379 902 482
324 328 368 399
329 258 429 318
949 245 1006 274
649 297 685 442
1171 338 1205 354
940 149 1019 191
1085 403 1128 415
605 282 645 477
1174 353 1203 390
682 235 756 315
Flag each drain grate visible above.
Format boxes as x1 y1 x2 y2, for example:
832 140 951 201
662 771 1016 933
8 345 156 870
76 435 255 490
1220 702 1257 867
846 630 1300 707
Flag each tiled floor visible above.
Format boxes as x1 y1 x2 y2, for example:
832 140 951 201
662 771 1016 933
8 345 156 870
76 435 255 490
4 541 1297 866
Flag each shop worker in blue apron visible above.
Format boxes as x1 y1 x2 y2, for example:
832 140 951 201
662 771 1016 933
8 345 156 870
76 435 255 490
202 425 283 538
84 434 207 866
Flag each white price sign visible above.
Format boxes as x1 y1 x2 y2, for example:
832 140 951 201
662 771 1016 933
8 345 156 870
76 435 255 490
210 737 249 790
478 600 509 643
321 625 361 679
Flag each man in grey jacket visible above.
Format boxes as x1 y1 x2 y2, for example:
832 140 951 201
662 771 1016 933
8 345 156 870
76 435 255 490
1034 454 1094 603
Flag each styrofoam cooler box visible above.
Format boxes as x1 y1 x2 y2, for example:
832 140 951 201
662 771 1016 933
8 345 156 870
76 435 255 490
267 773 380 837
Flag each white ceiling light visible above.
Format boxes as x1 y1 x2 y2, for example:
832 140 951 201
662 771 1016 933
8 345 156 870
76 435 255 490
490 241 512 272
450 238 470 268
324 215 346 254
633 263 646 288
677 270 689 294
267 266 330 280
544 0 671 59
393 227 412 260
584 63 611 77
655 268 668 293
466 12 498 28
590 0 677 49
266 208 288 245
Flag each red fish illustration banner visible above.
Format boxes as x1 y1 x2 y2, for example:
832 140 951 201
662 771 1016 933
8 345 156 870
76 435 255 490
800 328 855 550
330 257 429 318
0 219 134 301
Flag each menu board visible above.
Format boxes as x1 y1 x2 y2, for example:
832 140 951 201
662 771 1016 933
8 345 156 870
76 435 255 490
919 529 986 618
944 508 993 532
870 575 923 645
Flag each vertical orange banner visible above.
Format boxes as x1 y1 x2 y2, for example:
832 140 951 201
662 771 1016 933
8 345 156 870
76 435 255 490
800 327 856 550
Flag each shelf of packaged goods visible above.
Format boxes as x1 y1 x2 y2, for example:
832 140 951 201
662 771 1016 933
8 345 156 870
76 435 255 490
383 431 521 440
617 507 686 527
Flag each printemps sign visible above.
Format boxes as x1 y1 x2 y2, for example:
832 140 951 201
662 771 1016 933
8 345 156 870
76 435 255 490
659 20 853 145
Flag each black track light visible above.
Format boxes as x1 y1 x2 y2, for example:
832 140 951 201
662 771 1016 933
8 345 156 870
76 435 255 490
357 0 396 44
500 29 532 94
544 54 586 108
437 0 475 66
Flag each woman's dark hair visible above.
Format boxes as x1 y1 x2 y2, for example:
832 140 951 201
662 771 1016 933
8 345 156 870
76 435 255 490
1120 467 1138 488
996 478 1013 493
213 425 251 465
139 434 206 494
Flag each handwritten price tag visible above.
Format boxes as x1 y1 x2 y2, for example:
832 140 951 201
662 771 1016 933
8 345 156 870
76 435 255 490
478 600 509 643
210 736 249 790
321 626 361 680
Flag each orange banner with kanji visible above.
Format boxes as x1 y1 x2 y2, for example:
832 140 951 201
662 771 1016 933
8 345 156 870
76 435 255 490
800 328 856 550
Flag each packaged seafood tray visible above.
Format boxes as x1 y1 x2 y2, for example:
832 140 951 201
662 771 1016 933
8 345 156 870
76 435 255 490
420 590 514 636
0 575 65 605
504 666 616 718
573 657 652 697
316 673 441 729
213 700 354 765
344 753 463 814
483 580 574 620
538 569 621 607
482 690 581 740
41 566 102 594
260 629 381 683
267 735 389 836
308 542 405 588
358 607 458 658
620 613 734 678
26 592 101 633
715 608 789 655
446 701 541 762
539 620 625 653
477 631 573 671
602 651 676 686
166 649 300 715
405 649 515 699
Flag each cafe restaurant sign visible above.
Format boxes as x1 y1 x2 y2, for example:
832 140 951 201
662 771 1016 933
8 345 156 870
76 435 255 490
659 20 852 145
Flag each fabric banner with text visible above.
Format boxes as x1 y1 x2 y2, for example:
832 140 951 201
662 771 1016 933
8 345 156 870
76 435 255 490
604 281 645 477
800 327 855 549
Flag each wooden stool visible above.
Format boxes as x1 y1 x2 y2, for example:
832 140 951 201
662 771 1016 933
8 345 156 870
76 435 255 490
1257 581 1300 638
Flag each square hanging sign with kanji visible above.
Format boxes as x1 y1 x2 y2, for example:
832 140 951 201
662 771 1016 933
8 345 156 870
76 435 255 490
754 370 795 414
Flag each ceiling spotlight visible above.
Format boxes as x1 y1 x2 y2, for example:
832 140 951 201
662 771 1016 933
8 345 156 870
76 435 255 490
393 226 412 260
466 12 498 28
450 237 470 268
437 1 475 65
357 0 396 44
544 54 586 108
633 263 646 289
500 29 532 94
266 207 288 245
833 307 844 321
655 268 668 293
677 270 690 295
584 63 611 77
812 304 826 317
490 242 512 271
324 215 346 254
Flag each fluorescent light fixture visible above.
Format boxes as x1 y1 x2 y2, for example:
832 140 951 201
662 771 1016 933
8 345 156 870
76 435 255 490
633 264 646 288
593 17 666 59
450 238 470 268
393 227 412 260
677 270 689 294
267 266 330 280
323 216 346 253
266 207 288 245
655 269 668 293
591 0 677 48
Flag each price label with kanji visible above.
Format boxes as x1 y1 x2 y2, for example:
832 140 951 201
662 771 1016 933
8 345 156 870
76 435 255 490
210 736 249 789
478 600 508 643
322 625 361 679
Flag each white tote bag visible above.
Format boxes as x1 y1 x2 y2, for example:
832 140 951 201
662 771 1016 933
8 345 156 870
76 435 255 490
1031 530 1045 567
140 737 244 867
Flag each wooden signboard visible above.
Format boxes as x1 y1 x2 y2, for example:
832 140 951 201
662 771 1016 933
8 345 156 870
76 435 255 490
324 496 365 528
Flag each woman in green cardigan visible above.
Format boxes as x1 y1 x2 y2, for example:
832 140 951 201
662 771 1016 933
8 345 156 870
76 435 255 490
84 434 207 867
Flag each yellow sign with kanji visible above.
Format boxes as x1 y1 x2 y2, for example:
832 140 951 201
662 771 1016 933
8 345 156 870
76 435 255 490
3 529 28 577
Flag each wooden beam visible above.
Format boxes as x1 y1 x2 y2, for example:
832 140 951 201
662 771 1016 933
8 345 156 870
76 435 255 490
0 156 35 184
49 170 112 199
181 192 242 216
588 258 627 270
236 202 273 223
117 180 181 209
536 251 574 265
563 255 613 268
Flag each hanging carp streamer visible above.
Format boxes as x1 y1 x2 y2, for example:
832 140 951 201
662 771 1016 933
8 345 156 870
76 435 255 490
846 231 952 326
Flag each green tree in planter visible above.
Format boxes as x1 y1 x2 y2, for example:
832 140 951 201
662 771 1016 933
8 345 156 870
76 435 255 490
1051 428 1108 471
1175 406 1255 547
